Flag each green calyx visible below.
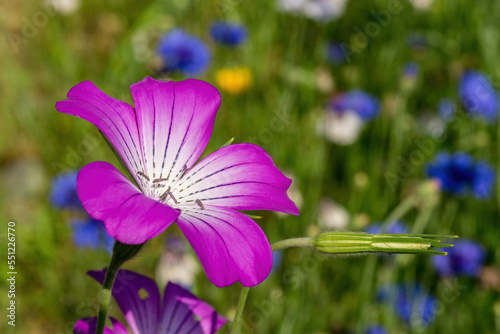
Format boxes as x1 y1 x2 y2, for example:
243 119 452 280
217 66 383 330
313 232 457 256
110 241 145 269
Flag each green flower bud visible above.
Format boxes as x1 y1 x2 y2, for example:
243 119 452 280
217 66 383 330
313 232 455 256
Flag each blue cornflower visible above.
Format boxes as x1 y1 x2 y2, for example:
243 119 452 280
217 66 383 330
157 29 211 76
329 90 380 121
272 250 283 273
210 21 247 47
366 326 387 334
365 221 408 234
438 98 455 121
426 152 496 199
432 239 486 277
50 170 82 209
326 42 348 65
403 62 419 79
71 218 114 252
396 284 436 328
459 70 499 120
52 171 114 252
406 33 429 51
164 234 188 254
378 283 437 329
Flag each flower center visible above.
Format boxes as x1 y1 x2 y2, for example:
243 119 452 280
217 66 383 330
135 169 205 210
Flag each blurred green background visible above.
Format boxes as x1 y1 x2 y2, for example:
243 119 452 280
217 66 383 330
1 0 500 333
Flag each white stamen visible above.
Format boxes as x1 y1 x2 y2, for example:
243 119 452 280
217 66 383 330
136 171 150 182
180 165 189 178
153 177 169 183
195 199 205 210
159 186 171 202
168 192 178 204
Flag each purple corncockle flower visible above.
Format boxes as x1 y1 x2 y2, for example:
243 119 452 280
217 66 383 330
74 269 227 334
55 77 299 287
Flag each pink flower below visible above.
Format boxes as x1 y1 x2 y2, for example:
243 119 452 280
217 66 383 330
73 269 227 334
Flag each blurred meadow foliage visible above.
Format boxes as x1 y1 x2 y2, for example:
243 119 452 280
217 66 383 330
1 0 500 333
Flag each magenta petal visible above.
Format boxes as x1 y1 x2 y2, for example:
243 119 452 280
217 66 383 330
73 318 99 334
130 77 221 183
73 317 127 334
77 161 180 244
88 270 160 334
158 282 228 334
175 143 299 215
55 81 144 185
108 318 130 334
177 206 273 287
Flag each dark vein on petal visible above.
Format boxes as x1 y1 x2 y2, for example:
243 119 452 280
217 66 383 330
167 297 182 332
104 192 142 219
173 308 193 334
78 99 141 173
185 209 249 244
152 91 156 178
183 321 201 334
159 84 175 180
168 97 197 184
175 162 252 191
183 213 235 243
96 95 144 172
179 181 281 200
180 215 233 282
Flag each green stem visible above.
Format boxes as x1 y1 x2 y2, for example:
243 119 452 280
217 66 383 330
230 286 250 334
95 241 144 334
227 238 313 334
412 205 434 234
95 267 119 334
383 195 416 225
271 237 314 251
355 255 378 334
